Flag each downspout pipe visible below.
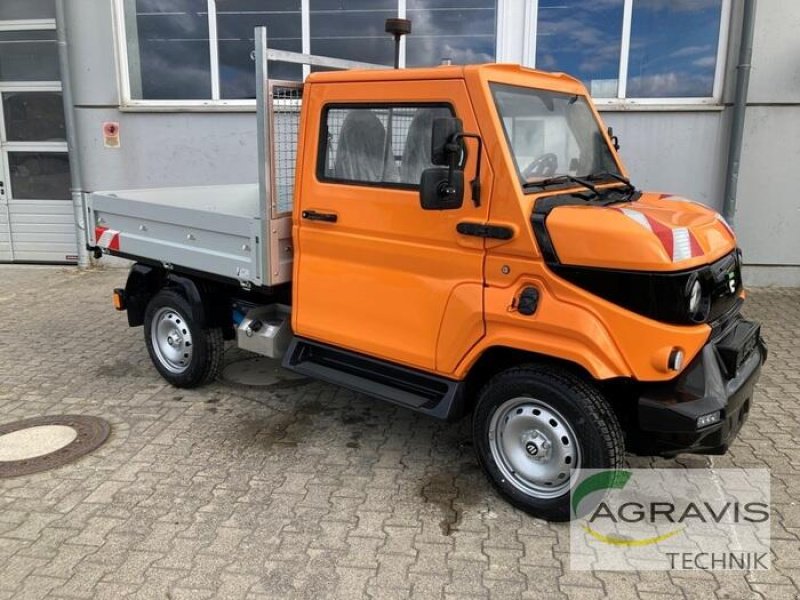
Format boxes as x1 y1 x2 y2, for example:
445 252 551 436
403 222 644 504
722 0 756 227
55 0 91 268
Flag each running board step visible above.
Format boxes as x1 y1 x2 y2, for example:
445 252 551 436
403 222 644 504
282 337 465 420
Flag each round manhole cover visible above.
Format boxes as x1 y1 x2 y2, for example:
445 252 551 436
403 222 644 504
222 356 307 387
0 415 111 478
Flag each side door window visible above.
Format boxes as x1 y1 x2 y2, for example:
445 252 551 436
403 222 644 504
318 104 453 187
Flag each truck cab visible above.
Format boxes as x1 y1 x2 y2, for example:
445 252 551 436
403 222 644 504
97 62 766 522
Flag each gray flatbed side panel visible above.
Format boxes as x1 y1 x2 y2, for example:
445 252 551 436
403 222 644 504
93 184 259 222
89 184 263 285
91 193 255 236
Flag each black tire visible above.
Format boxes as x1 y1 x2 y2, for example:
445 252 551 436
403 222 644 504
143 289 223 388
472 364 624 522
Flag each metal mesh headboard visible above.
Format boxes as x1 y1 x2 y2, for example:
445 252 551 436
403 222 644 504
268 81 303 217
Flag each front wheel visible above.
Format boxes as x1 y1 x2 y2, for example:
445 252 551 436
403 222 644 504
473 364 624 521
144 289 223 388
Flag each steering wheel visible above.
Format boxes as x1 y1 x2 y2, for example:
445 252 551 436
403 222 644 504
522 152 558 179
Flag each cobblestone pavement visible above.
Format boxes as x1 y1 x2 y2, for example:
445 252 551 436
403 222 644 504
0 266 798 600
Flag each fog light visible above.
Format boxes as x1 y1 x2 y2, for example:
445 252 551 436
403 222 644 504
697 411 721 428
668 348 684 371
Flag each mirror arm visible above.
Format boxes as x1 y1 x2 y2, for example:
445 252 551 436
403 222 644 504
453 132 482 207
443 141 459 199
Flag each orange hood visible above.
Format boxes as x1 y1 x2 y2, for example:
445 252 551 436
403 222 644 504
543 192 737 271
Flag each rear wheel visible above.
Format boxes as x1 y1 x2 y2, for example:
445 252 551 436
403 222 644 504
473 364 624 521
144 289 223 388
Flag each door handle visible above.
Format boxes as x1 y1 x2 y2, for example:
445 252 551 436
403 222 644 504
302 210 337 223
457 221 513 240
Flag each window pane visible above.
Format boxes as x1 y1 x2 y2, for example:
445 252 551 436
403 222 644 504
216 0 302 99
0 0 55 20
2 92 65 142
9 153 71 200
406 0 496 67
536 0 623 98
310 0 396 67
627 0 722 98
491 84 619 182
131 0 211 99
0 30 60 82
321 105 453 186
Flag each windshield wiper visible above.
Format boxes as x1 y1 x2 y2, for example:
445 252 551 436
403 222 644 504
522 174 598 197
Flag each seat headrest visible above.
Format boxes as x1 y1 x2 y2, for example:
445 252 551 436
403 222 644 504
333 111 388 183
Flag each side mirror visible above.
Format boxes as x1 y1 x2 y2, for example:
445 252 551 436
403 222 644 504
431 117 463 165
420 167 464 210
608 126 620 151
428 116 483 208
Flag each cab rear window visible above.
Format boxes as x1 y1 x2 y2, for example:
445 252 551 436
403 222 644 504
317 104 454 188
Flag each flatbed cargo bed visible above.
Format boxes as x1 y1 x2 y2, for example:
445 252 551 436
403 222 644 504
89 183 270 287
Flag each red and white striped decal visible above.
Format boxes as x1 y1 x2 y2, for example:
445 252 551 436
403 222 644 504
671 227 703 261
615 208 703 262
95 226 120 251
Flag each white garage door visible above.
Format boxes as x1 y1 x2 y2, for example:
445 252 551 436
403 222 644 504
0 20 76 264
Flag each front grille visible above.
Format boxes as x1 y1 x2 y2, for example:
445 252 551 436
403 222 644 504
710 298 744 342
705 251 743 324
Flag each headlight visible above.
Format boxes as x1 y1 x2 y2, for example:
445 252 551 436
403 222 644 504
688 278 702 315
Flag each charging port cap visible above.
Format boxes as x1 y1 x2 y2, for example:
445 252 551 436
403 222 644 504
517 287 540 316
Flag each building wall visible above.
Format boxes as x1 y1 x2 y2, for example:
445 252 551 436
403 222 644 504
63 0 797 285
604 110 729 210
733 0 800 285
65 1 260 190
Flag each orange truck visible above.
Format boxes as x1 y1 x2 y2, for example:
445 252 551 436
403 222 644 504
88 27 766 521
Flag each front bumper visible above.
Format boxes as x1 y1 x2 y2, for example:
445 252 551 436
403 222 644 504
632 318 766 457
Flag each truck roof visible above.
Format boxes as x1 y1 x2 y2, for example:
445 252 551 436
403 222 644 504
306 63 584 92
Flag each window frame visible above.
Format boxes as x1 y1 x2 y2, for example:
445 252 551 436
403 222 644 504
111 0 731 112
1 89 67 143
5 149 71 201
0 18 62 91
523 0 732 108
316 101 456 191
112 0 503 111
0 19 67 159
0 17 70 212
488 81 624 190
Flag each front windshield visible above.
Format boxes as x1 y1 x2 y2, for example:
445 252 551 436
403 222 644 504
490 83 621 187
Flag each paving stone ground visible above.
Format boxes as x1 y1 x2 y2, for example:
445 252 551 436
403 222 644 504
0 265 798 600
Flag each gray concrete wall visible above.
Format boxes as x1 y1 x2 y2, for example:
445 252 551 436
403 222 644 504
732 0 800 284
603 110 729 210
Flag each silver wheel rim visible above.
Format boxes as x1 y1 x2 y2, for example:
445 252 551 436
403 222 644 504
488 396 581 499
150 307 193 374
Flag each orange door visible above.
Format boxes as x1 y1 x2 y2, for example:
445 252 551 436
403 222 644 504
293 79 491 374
